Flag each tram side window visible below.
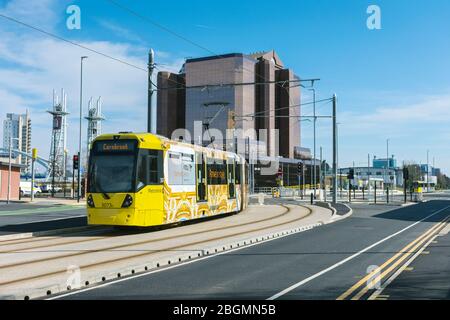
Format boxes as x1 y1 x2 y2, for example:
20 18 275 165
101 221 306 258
168 152 195 185
235 163 241 185
207 158 227 185
136 150 163 190
168 152 183 185
181 153 195 185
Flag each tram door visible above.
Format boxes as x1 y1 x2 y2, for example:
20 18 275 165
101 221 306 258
227 158 236 199
196 153 207 202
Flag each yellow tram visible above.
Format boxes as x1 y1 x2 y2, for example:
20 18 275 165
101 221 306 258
86 132 249 227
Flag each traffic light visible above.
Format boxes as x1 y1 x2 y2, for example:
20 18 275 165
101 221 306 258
73 154 79 170
277 167 283 178
347 168 354 180
297 162 303 175
403 167 409 180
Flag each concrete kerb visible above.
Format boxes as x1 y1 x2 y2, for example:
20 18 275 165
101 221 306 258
314 201 337 216
329 203 353 223
12 205 330 300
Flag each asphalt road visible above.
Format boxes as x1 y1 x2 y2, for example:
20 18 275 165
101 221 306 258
52 199 450 300
0 203 86 235
380 230 450 300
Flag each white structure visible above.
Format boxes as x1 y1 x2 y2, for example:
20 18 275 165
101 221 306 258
2 111 31 174
85 96 104 154
47 89 69 182
339 167 399 190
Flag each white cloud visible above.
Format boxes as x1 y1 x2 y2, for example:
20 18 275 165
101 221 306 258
0 6 183 162
299 92 450 174
0 0 65 31
340 94 450 135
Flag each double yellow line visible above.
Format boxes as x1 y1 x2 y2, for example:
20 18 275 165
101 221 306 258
337 214 450 300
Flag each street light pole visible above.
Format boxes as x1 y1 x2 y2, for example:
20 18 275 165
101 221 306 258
427 149 430 193
7 137 12 204
148 48 155 133
78 56 88 203
367 153 370 200
332 94 338 204
309 88 317 199
320 146 323 195
386 138 389 201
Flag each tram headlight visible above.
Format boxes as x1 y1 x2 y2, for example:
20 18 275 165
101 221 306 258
87 195 95 208
121 194 133 208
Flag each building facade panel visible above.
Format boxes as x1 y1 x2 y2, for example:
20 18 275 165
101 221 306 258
156 51 301 159
276 69 300 158
157 72 185 139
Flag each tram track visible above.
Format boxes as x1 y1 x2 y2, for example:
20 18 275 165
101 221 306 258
0 204 312 289
0 227 113 246
0 204 291 254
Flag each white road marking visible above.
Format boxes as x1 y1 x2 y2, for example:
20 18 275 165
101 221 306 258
267 205 450 300
368 226 445 300
47 221 323 300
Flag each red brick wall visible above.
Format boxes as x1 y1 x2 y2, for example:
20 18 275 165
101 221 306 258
0 165 21 200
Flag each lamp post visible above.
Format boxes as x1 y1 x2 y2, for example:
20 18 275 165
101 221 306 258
427 150 430 193
332 94 337 204
78 56 88 203
7 137 20 204
309 88 317 199
385 139 390 192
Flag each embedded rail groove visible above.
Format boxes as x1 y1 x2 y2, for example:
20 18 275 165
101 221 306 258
0 204 312 287
0 205 291 256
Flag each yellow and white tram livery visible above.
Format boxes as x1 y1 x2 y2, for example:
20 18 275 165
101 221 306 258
86 132 248 227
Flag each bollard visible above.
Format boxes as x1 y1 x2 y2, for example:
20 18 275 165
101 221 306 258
258 193 265 205
310 192 314 205
348 184 352 203
386 187 390 204
374 184 377 204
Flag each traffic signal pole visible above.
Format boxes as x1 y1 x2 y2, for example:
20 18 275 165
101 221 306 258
73 154 80 201
403 166 409 203
332 94 338 204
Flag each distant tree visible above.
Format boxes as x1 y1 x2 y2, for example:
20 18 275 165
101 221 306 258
437 173 450 190
403 162 422 190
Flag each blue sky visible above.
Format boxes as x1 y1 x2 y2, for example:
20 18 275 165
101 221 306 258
1 0 450 172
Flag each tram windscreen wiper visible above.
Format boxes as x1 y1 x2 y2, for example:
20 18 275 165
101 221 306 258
102 192 110 199
95 180 110 199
